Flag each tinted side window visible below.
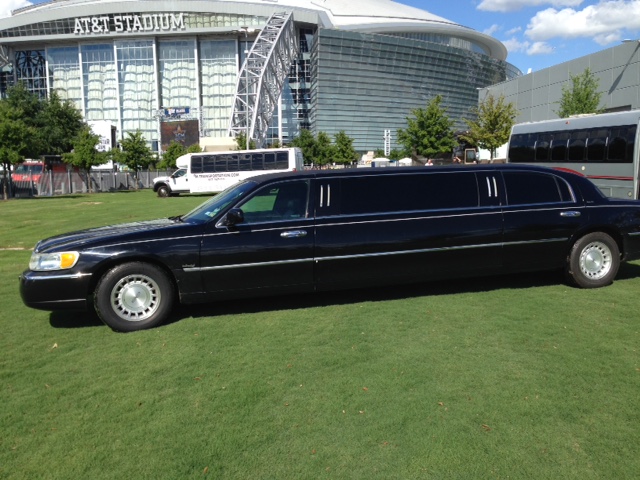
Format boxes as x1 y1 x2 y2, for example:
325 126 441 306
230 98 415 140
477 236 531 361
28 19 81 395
550 133 569 162
608 125 636 163
275 152 289 169
535 133 552 162
340 172 478 215
503 172 569 205
240 180 309 223
568 131 588 162
191 156 203 174
508 133 535 163
586 128 607 162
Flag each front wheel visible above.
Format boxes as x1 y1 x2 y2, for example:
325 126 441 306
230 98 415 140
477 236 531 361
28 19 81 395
566 232 620 288
94 262 175 332
157 185 170 197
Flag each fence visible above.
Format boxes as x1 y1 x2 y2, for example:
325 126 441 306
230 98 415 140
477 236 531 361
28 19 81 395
4 169 174 198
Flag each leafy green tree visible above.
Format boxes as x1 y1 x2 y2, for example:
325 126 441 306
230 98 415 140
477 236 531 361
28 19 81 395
37 91 84 156
0 101 36 200
63 125 109 193
315 131 335 167
3 83 43 159
186 143 202 154
461 94 517 160
291 129 317 166
333 131 358 165
234 132 256 150
556 68 603 118
397 95 456 160
113 130 155 188
159 141 187 169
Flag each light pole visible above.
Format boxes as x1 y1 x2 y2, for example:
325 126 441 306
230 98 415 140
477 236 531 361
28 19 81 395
238 26 255 150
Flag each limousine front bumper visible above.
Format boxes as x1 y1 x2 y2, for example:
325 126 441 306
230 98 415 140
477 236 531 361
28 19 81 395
19 270 92 311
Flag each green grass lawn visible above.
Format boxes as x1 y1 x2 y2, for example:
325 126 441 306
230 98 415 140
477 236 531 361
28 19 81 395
1 191 639 479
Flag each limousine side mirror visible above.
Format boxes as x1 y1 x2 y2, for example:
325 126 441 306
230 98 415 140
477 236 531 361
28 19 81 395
222 208 244 227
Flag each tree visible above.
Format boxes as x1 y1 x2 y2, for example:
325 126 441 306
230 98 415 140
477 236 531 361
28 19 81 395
397 95 456 160
461 94 517 160
159 141 187 169
290 129 317 166
63 125 109 193
315 131 335 167
556 68 603 118
37 91 84 155
234 132 256 150
332 130 358 165
114 130 155 188
0 101 35 200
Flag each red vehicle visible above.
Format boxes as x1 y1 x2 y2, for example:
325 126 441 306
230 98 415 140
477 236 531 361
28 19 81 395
12 160 46 182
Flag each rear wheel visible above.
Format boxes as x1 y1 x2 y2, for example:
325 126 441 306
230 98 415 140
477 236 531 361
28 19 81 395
566 232 620 288
157 185 170 197
94 262 175 332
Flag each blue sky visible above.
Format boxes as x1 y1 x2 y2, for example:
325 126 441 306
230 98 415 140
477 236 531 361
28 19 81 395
2 0 638 74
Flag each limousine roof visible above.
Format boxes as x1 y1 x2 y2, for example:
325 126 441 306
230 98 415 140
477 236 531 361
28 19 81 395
246 163 606 202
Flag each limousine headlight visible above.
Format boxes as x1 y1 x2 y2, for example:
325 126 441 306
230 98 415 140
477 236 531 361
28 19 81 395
29 251 79 271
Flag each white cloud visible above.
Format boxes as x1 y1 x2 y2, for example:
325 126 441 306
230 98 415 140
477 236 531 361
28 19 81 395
478 0 584 13
506 26 522 35
502 37 530 53
526 1 640 42
527 41 554 54
0 0 32 19
483 24 501 35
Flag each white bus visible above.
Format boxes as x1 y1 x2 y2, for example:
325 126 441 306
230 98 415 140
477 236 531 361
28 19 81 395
153 147 304 197
507 110 640 199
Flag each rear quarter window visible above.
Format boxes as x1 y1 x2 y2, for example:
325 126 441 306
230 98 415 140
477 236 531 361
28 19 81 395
503 171 574 205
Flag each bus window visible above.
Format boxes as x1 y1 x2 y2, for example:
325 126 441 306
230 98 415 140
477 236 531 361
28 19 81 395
225 154 239 172
586 128 607 162
202 156 215 173
250 153 264 170
191 156 203 174
508 133 535 163
215 157 228 172
535 133 552 162
239 154 252 171
568 131 588 162
607 126 635 163
264 153 276 170
550 132 569 162
275 152 289 169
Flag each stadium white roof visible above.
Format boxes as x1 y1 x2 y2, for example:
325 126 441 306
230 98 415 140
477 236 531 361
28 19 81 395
4 0 507 60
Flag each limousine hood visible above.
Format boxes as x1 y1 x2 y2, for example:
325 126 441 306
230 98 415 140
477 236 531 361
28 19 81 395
33 218 185 253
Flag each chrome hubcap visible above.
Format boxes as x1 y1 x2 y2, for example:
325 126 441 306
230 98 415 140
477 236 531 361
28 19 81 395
110 274 161 321
579 241 612 280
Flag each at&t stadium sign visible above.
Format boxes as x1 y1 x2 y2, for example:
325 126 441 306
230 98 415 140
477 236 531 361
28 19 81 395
74 13 186 35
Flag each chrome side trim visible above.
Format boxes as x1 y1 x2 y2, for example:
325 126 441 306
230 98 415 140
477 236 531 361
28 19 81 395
185 237 568 272
184 257 313 272
24 272 92 281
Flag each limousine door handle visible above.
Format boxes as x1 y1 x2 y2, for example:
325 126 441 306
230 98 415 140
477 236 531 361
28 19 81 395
280 230 308 238
560 211 581 217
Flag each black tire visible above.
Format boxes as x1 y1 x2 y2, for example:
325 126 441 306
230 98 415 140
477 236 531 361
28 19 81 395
157 185 170 198
566 232 620 288
94 262 175 332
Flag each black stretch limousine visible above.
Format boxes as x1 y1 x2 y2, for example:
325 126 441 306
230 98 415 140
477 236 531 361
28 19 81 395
20 164 640 331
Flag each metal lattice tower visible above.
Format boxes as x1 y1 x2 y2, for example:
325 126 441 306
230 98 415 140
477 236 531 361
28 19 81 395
228 12 299 148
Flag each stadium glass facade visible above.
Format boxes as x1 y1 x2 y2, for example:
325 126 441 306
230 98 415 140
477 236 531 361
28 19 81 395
0 0 521 154
311 29 521 151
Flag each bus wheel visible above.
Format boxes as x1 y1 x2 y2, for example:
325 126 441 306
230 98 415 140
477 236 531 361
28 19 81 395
157 185 170 197
94 262 175 332
566 232 620 288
